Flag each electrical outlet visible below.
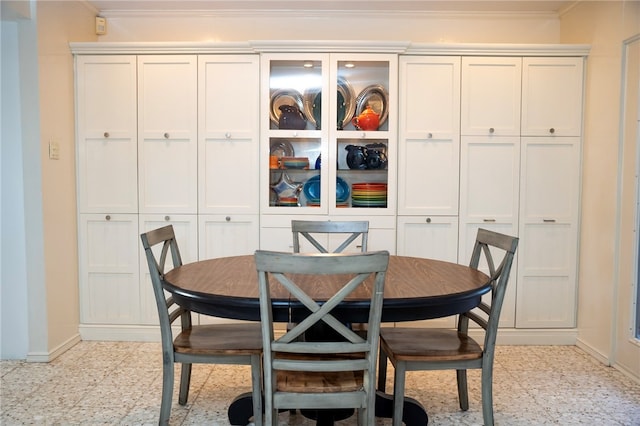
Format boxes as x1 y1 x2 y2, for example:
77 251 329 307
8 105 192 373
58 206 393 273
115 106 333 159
49 140 60 160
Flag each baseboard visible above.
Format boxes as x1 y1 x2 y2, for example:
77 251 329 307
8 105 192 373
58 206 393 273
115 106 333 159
470 327 579 345
575 337 612 365
79 324 162 342
26 333 82 363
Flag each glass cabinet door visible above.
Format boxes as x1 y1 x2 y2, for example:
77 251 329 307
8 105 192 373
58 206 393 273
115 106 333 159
330 54 397 214
261 53 396 215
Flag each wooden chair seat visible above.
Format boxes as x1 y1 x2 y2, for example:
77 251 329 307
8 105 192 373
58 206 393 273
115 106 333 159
278 370 363 393
174 323 263 355
379 328 483 363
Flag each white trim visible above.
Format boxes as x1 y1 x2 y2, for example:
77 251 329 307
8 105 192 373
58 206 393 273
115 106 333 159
576 337 612 366
26 333 82 363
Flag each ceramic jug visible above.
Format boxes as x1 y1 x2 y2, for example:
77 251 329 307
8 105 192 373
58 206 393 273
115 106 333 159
351 105 379 131
345 145 368 169
278 104 307 130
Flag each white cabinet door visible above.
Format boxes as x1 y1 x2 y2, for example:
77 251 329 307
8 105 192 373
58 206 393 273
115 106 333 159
398 56 460 215
521 57 584 137
396 216 458 327
459 135 520 327
461 57 522 136
138 55 198 214
78 214 139 324
516 137 580 328
76 55 138 214
138 215 198 324
199 215 260 260
199 55 260 215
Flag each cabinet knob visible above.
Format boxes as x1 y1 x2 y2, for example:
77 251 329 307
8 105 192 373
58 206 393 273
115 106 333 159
489 127 495 134
164 133 170 139
549 127 555 134
105 215 111 221
103 132 110 138
427 133 433 139
293 132 298 137
225 132 231 139
361 132 367 138
164 216 170 221
225 216 231 222
426 217 432 223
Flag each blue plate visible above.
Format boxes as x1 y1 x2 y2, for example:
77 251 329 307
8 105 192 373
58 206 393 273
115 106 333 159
336 177 350 203
303 176 351 203
303 175 321 202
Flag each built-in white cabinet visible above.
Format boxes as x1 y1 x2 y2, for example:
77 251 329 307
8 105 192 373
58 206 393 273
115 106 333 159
73 42 587 342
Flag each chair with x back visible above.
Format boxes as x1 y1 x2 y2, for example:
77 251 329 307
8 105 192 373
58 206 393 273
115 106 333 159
140 225 263 425
291 220 369 253
255 249 389 426
377 228 518 426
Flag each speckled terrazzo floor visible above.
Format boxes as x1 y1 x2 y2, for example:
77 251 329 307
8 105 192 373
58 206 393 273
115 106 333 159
1 342 639 425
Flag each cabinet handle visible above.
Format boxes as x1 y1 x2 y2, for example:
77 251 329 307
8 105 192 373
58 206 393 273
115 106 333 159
427 133 433 139
483 218 496 222
103 132 110 138
426 217 432 223
549 128 555 134
164 133 170 139
225 132 231 139
164 216 170 221
105 215 111 221
543 218 556 223
489 127 495 134
225 216 231 222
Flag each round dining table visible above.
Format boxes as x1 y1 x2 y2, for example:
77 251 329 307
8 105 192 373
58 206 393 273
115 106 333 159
163 254 490 426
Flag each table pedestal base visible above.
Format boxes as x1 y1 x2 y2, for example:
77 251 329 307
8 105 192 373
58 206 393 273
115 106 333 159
228 390 428 425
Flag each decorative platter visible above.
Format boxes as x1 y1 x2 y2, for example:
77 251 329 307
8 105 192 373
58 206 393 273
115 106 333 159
269 139 295 158
355 84 389 127
270 89 304 127
302 87 321 130
337 77 356 130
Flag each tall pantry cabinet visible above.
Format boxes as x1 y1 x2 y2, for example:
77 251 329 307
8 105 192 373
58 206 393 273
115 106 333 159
75 52 260 335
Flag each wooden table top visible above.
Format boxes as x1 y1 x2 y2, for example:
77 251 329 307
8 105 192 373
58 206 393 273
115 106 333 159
163 254 491 323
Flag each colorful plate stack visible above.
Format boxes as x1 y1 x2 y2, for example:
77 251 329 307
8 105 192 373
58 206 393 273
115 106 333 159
281 157 309 169
276 196 299 207
351 182 387 208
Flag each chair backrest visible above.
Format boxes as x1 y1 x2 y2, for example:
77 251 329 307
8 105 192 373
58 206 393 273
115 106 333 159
291 220 369 253
462 228 519 350
255 250 389 407
140 225 191 351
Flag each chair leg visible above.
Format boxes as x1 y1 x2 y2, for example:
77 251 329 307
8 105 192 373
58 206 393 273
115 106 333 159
392 361 406 426
250 355 263 426
178 362 192 405
481 366 495 426
378 349 388 392
159 358 174 425
456 369 469 411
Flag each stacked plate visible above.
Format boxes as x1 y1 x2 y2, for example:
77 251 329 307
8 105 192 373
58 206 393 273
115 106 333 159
281 157 309 169
276 196 299 207
351 182 387 208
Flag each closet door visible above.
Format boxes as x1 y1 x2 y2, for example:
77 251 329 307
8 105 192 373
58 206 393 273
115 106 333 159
138 55 198 214
76 55 137 214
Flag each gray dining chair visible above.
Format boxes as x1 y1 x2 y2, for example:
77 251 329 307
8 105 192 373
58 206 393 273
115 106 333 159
140 225 263 426
377 228 518 426
255 250 389 426
291 220 369 253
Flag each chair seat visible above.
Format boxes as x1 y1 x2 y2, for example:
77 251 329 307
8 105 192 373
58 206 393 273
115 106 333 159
380 328 483 362
174 323 263 355
278 370 363 393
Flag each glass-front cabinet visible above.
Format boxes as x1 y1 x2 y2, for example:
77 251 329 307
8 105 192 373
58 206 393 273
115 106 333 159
260 53 397 216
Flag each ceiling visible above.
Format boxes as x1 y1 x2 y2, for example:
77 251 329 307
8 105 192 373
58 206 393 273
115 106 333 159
86 0 578 15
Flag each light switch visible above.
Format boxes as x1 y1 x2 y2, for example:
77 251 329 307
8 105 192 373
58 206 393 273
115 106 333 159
49 140 60 160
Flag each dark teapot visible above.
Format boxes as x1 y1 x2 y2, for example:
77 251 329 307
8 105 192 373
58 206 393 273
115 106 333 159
365 143 388 170
278 104 306 130
345 145 368 170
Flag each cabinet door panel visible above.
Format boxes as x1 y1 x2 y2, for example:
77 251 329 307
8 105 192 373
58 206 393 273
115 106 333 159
396 216 458 262
461 57 522 136
520 138 580 221
76 56 137 213
522 57 584 136
516 224 577 328
138 215 198 324
199 215 260 259
79 214 139 324
199 55 259 214
138 56 198 214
